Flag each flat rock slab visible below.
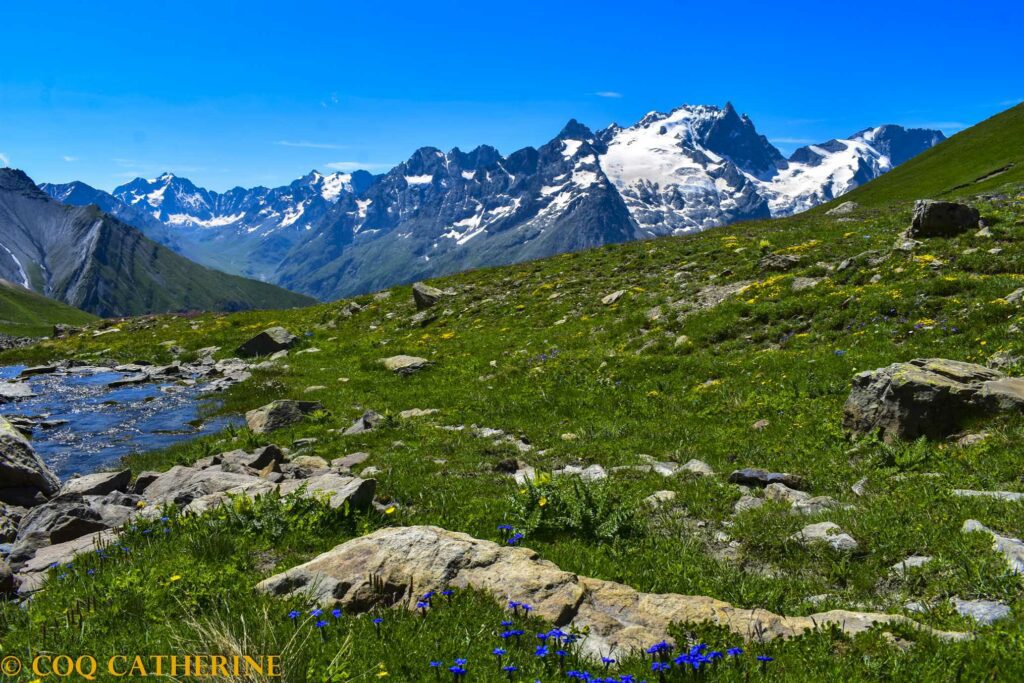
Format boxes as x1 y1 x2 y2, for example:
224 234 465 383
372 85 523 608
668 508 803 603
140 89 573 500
381 355 432 375
791 522 859 552
0 382 36 401
950 598 1011 626
729 468 805 490
257 526 964 657
954 489 1024 502
962 519 1024 575
61 470 132 497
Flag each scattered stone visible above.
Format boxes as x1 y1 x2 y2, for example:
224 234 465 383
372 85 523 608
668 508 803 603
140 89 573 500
953 489 1024 502
601 290 625 305
360 466 382 478
236 327 298 357
751 419 770 431
399 408 439 419
19 365 59 378
890 555 933 575
843 358 1024 441
333 452 370 470
826 201 859 216
53 324 83 339
381 355 432 375
290 455 329 470
61 470 132 497
962 520 1024 574
554 464 607 481
851 478 868 497
729 468 805 490
256 525 963 658
0 417 60 506
643 490 677 509
0 562 13 595
791 522 858 552
733 495 764 514
908 200 980 237
791 277 822 292
950 597 1011 626
344 410 382 435
131 472 161 495
955 432 989 447
292 438 318 449
759 253 802 272
412 282 446 310
680 459 714 477
245 400 324 434
106 373 148 388
1005 288 1024 305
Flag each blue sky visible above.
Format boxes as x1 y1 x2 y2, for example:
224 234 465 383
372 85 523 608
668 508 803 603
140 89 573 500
1 0 1020 192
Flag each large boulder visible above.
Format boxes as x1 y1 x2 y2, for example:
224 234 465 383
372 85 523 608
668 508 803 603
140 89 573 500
0 417 60 506
257 525 964 657
245 400 324 433
412 282 446 310
236 327 299 357
60 470 132 497
381 355 432 375
843 358 1024 441
909 200 980 237
758 253 802 272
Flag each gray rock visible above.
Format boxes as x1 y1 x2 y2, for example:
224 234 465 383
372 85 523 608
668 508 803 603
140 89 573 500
950 597 1011 626
236 327 298 357
245 400 324 434
412 282 445 310
962 519 1024 574
643 490 677 509
106 372 148 388
826 201 859 216
891 555 933 575
733 495 764 514
953 489 1024 502
0 561 13 595
381 355 432 375
218 445 286 471
0 504 23 543
1006 288 1024 305
0 382 36 401
791 277 822 292
553 464 607 481
843 358 1024 442
791 522 858 552
601 290 625 305
729 468 806 490
61 470 132 497
399 408 439 419
344 410 383 436
333 452 371 469
680 459 714 476
19 365 59 378
8 495 135 569
131 471 161 495
0 417 60 506
759 253 802 272
909 200 980 237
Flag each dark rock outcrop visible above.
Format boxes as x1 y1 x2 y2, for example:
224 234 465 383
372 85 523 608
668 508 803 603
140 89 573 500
909 200 980 237
236 327 299 357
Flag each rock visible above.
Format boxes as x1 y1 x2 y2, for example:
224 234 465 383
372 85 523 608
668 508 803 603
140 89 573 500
399 408 439 419
764 483 812 504
963 519 1024 574
891 555 933 575
733 495 764 514
1006 288 1024 305
245 400 324 434
142 466 272 508
842 358 1024 441
412 282 445 310
360 466 382 478
826 201 859 216
236 327 299 357
729 468 805 490
106 373 148 388
0 381 37 403
8 494 136 569
290 455 329 470
53 324 83 339
60 470 132 497
759 253 802 272
909 200 980 237
0 504 22 542
791 522 858 552
219 445 286 471
14 528 119 592
751 419 770 431
601 290 625 305
0 562 14 595
950 598 1011 626
680 459 714 476
131 471 161 495
381 355 432 375
277 472 376 509
0 417 60 505
953 489 1024 502
344 410 382 436
553 464 607 481
643 490 677 509
333 452 370 470
19 365 59 378
292 438 318 449
791 277 822 292
987 351 1019 371
257 525 963 658
955 432 989 447
303 385 326 393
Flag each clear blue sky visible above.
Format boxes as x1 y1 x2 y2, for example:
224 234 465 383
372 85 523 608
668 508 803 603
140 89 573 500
1 0 1020 192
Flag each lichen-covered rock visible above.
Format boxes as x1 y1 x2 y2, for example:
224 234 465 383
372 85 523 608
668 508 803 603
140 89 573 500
381 355 432 375
257 526 963 657
412 282 446 310
759 253 802 272
843 358 1024 441
791 522 858 552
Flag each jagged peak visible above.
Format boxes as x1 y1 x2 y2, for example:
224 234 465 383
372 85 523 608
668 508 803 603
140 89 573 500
556 119 594 140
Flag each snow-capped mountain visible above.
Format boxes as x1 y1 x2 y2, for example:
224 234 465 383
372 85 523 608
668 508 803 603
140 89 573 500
41 103 945 300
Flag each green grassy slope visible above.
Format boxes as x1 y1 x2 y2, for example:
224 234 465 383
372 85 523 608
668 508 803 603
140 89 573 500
3 106 1024 680
840 103 1024 206
0 279 96 337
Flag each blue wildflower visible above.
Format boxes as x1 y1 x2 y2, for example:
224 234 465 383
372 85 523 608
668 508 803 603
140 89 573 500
507 533 524 545
331 608 343 619
534 645 548 657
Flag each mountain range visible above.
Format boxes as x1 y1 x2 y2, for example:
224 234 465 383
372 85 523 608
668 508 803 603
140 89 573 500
0 169 314 317
40 103 945 301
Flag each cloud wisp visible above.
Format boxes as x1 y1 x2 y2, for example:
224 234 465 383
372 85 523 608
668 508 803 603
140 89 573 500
0 152 9 167
276 140 347 150
594 91 623 98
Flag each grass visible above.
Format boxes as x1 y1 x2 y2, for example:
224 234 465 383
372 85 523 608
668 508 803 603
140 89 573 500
3 105 1024 680
0 280 96 338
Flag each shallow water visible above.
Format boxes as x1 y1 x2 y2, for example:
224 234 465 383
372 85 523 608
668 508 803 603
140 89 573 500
0 365 240 478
